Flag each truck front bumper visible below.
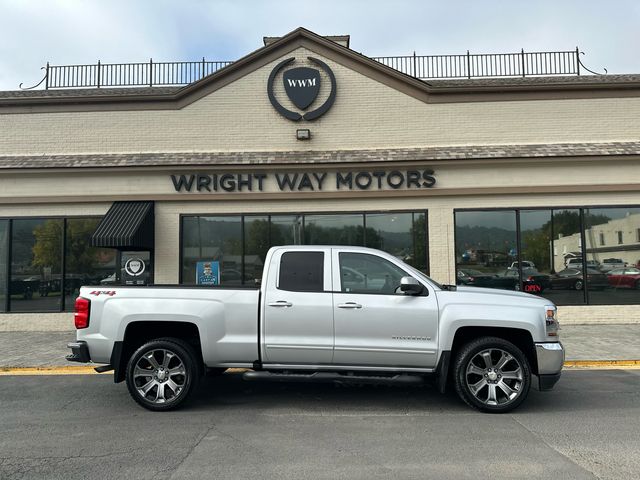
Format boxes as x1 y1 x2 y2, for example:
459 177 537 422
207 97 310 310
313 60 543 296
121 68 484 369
535 342 564 391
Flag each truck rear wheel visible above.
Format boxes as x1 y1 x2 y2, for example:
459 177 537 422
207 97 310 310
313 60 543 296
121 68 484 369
125 337 200 411
453 336 531 413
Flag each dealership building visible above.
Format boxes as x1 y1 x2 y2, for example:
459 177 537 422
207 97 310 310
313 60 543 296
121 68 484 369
0 28 639 330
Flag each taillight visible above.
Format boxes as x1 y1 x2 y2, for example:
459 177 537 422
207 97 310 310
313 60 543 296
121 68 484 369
74 297 90 329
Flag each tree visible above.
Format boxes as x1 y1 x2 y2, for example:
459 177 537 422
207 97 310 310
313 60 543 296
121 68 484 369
32 218 112 280
245 219 272 261
32 220 64 273
521 229 550 272
65 219 109 276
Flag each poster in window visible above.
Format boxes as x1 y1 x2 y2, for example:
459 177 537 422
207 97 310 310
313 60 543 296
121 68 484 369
196 261 219 285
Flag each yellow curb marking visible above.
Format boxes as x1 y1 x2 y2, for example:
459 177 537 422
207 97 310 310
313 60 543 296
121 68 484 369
0 366 103 376
0 366 252 376
563 360 640 368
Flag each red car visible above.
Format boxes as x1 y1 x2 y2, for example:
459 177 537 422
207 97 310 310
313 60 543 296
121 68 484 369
607 267 640 289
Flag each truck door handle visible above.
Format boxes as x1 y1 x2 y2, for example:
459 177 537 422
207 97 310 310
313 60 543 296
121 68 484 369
268 301 293 308
337 302 362 309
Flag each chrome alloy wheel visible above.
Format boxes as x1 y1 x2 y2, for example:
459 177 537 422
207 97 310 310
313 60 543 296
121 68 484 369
133 349 187 405
465 348 524 407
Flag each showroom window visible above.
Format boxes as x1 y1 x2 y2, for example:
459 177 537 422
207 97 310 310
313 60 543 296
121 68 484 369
455 207 640 305
0 220 8 312
181 211 428 285
63 218 117 311
0 216 116 313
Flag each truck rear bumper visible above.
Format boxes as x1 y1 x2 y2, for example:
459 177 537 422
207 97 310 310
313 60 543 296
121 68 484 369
66 341 91 363
535 342 564 391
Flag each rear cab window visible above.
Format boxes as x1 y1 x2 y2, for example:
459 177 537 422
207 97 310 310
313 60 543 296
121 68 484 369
278 251 324 292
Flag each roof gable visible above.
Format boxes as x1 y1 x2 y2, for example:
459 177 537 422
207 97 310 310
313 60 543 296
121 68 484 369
2 27 640 113
0 27 432 111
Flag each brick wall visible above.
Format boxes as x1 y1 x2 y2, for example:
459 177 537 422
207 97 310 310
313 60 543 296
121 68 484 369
1 48 640 156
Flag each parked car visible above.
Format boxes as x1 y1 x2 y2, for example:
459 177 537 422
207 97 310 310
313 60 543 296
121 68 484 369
458 267 550 293
565 258 582 268
502 268 551 293
509 261 535 269
550 268 608 290
600 258 626 273
456 268 495 286
565 258 601 270
606 267 640 289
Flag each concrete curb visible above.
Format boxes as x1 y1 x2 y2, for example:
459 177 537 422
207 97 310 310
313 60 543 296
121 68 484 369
1 362 639 376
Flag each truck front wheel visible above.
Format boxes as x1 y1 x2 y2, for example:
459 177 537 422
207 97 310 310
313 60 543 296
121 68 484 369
125 338 200 411
453 336 531 413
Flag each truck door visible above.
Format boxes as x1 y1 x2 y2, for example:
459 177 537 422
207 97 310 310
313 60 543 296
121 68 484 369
331 249 439 368
262 248 334 365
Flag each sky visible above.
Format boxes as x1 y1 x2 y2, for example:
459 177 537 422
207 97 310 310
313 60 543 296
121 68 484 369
1 0 639 90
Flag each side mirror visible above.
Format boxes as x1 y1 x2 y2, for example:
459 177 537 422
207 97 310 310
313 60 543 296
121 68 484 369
400 276 424 295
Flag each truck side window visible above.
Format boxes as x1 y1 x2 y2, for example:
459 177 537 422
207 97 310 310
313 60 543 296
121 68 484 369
339 252 406 295
278 251 324 292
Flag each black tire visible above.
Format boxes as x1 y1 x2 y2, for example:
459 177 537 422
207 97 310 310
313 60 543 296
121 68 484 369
635 280 640 290
453 336 531 413
125 337 201 412
574 280 583 290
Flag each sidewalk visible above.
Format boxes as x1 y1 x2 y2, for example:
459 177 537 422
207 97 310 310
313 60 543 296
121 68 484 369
0 325 638 369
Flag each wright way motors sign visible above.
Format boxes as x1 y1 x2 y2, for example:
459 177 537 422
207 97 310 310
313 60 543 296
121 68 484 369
170 169 436 193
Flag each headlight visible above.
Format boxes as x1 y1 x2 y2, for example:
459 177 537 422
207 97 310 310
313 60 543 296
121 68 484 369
544 305 559 338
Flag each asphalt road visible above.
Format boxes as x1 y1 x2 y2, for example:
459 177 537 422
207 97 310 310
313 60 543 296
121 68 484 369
0 369 639 480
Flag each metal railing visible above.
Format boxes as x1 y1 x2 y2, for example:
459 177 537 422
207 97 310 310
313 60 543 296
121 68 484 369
23 58 234 90
20 47 603 90
371 48 590 79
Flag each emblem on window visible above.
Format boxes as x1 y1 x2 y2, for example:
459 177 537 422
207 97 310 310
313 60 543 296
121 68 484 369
124 258 146 277
267 57 337 121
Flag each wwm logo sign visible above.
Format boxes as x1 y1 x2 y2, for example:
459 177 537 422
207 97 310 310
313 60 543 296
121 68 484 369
286 78 317 88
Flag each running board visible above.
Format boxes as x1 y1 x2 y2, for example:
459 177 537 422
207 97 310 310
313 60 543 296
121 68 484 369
242 370 424 385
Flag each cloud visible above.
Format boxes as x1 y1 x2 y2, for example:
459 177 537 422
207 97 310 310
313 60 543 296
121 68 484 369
0 0 638 90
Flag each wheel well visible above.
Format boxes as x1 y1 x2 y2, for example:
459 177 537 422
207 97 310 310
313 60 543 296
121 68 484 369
450 326 538 375
114 321 203 383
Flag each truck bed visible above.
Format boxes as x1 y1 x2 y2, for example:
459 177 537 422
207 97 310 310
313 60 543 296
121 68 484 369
77 285 260 366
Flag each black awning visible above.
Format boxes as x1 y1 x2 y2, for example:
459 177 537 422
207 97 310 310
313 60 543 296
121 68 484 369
91 201 154 250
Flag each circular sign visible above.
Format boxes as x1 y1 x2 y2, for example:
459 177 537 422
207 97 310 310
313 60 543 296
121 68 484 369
267 56 337 121
124 258 146 277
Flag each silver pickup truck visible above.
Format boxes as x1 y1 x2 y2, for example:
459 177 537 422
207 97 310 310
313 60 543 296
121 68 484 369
67 246 564 413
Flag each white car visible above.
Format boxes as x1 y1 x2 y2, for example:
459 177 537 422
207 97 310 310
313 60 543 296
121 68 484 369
509 261 535 269
566 258 601 270
601 258 626 273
